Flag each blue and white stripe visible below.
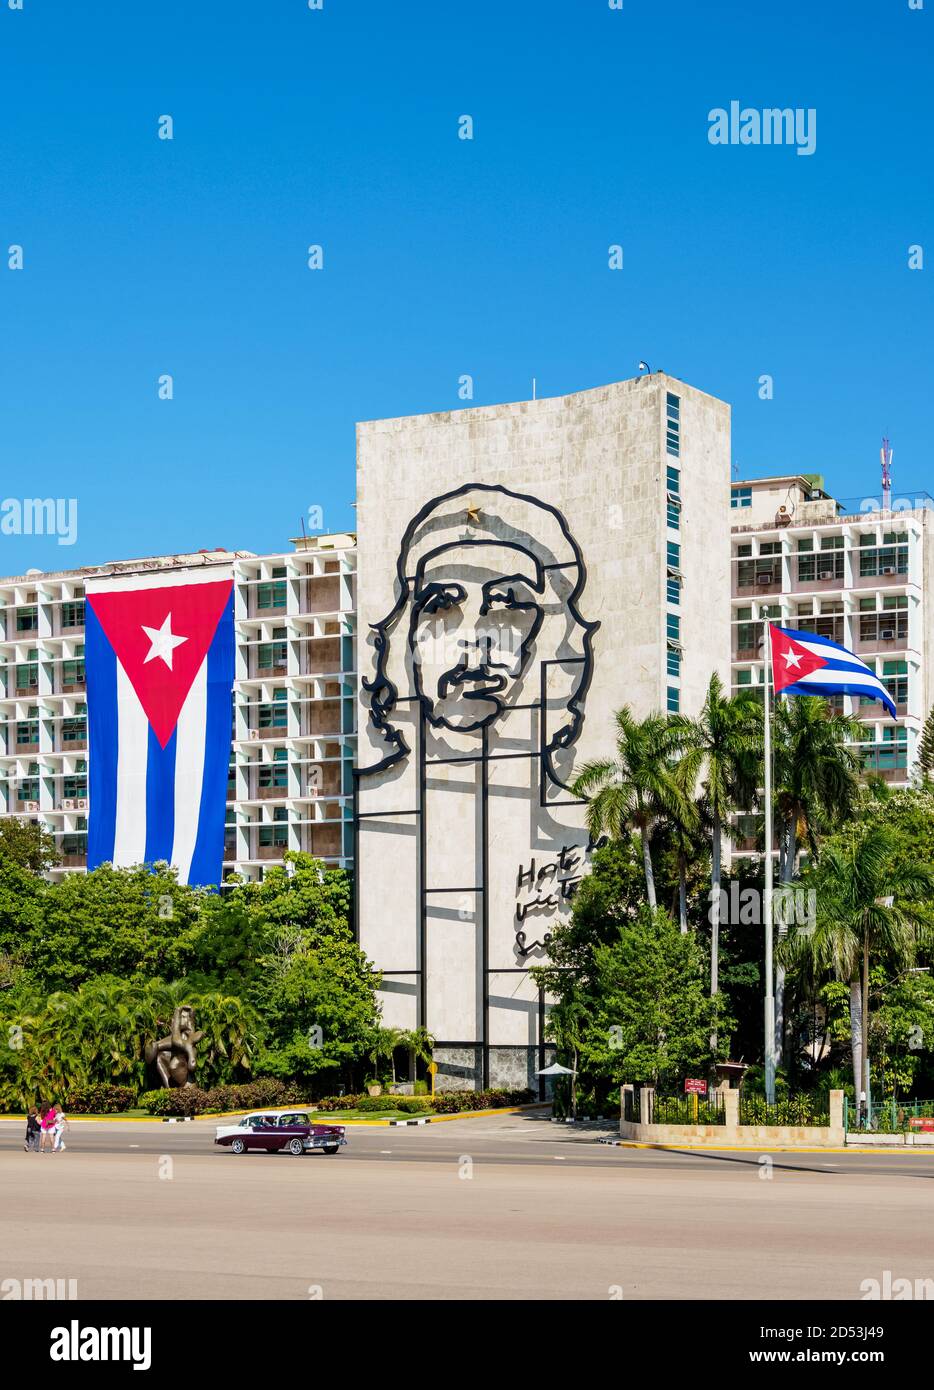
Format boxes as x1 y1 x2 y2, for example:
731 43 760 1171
87 591 234 886
776 626 897 718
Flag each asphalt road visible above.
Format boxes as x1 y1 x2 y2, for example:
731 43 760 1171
1 1113 932 1299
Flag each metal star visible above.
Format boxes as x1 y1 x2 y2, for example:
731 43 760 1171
465 504 482 526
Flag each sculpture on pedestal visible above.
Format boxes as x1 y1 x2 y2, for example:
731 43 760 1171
145 1006 204 1088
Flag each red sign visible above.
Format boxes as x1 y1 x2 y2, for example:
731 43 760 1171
684 1078 707 1095
908 1116 934 1132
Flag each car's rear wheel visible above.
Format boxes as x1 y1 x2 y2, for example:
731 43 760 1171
288 1137 305 1156
231 1138 246 1155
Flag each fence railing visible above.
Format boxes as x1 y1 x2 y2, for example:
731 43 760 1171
739 1095 829 1127
649 1092 726 1126
845 1098 934 1134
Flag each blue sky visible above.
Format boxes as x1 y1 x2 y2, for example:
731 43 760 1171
1 0 931 570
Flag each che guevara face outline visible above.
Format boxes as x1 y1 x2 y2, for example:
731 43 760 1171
408 540 545 732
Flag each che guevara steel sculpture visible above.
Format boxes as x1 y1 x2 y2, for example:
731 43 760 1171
145 1005 204 1088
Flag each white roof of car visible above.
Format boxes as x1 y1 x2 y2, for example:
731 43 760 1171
243 1107 313 1117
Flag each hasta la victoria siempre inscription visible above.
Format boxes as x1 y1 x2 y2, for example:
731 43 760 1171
514 835 608 956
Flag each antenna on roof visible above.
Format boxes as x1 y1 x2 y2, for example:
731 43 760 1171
881 437 893 512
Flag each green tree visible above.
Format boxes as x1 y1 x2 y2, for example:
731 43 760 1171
918 706 934 779
27 863 202 991
0 818 60 873
571 707 694 908
677 673 761 1024
779 825 934 1109
581 906 724 1089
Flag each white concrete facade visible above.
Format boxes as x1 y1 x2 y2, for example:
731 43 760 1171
355 374 731 1090
0 535 357 880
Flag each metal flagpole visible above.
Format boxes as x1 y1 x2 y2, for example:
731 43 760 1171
763 620 776 1105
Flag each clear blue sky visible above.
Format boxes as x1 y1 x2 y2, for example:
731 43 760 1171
1 0 931 571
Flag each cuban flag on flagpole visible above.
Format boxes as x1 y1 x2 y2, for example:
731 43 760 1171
85 569 235 886
769 624 897 718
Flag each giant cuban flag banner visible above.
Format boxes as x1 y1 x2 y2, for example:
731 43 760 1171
85 568 235 886
770 623 897 718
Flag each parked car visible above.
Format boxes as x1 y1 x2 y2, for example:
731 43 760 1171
214 1109 346 1156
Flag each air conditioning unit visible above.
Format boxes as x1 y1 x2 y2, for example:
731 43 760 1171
249 729 260 741
75 797 88 811
62 798 74 811
756 571 774 584
881 566 896 575
25 800 39 813
880 629 896 641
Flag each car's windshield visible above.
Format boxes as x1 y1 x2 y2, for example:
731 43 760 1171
278 1113 310 1126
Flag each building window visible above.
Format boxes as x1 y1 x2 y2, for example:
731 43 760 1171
666 576 680 606
16 719 39 745
61 717 86 743
859 532 909 578
731 486 752 509
667 541 680 569
15 661 38 690
258 702 288 730
61 600 85 628
666 495 680 530
666 686 680 713
62 658 85 686
666 613 680 643
63 774 87 800
16 606 38 633
258 640 287 670
666 648 680 677
666 392 680 457
257 570 287 610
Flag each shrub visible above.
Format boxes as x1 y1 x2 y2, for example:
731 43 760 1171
63 1084 137 1114
356 1094 430 1113
430 1088 534 1114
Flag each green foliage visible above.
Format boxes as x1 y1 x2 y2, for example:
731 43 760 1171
0 818 61 873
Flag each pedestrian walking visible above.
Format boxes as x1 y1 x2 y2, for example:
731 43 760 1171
24 1106 41 1152
52 1103 69 1153
39 1104 57 1152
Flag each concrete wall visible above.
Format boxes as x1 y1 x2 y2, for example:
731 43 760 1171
355 375 731 1086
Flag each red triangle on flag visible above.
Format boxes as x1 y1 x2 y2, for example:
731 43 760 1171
770 625 827 695
88 579 233 747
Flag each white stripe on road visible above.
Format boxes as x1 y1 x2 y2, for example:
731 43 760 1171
172 658 207 884
112 662 149 867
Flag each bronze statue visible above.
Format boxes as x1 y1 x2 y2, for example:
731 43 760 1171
145 1006 204 1088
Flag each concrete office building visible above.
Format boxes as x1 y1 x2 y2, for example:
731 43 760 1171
0 534 357 879
730 474 934 834
355 374 732 1090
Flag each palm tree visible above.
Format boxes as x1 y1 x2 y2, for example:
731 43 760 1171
571 707 694 908
772 697 861 884
771 696 861 1058
400 1026 434 1085
779 825 934 1111
676 674 761 1015
369 1025 405 1085
547 992 588 1120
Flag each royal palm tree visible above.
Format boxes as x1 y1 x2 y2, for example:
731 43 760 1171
771 696 861 1058
779 825 934 1110
676 674 761 1019
772 696 861 884
571 707 694 908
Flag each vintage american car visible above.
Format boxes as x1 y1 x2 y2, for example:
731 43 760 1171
214 1109 346 1156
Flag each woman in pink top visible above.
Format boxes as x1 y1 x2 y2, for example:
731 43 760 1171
39 1105 57 1152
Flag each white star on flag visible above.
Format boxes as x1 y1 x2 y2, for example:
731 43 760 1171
142 613 188 670
783 648 803 670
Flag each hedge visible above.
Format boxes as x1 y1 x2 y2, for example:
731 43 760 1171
139 1082 536 1117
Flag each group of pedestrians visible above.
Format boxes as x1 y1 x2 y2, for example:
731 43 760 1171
24 1103 68 1153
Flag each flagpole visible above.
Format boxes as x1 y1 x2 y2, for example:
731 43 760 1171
763 621 775 1106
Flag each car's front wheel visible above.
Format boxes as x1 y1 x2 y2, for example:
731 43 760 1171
231 1138 246 1155
323 1145 340 1155
288 1138 305 1156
